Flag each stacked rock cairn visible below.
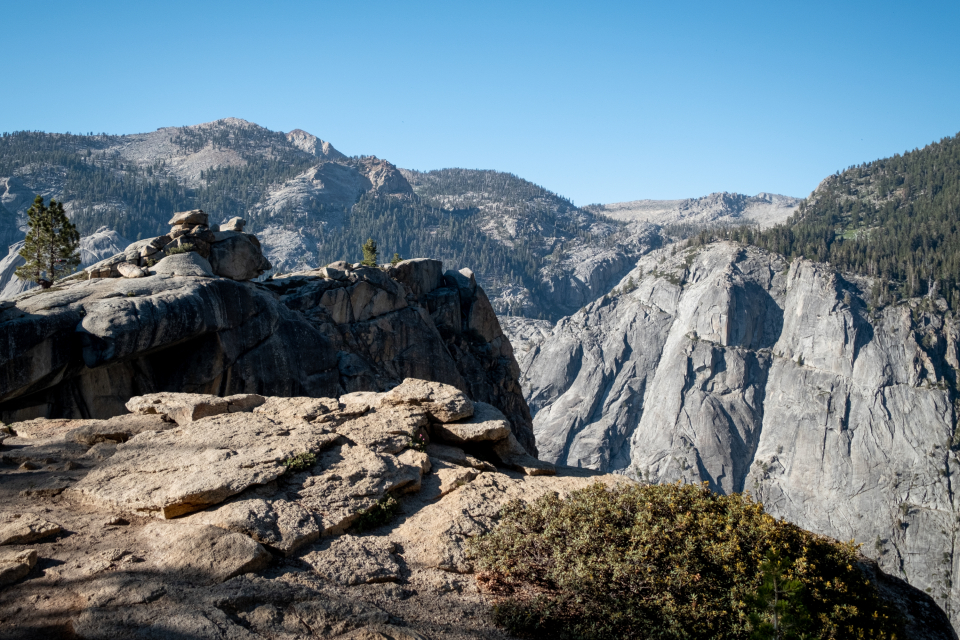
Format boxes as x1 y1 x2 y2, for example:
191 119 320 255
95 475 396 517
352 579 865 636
85 212 271 282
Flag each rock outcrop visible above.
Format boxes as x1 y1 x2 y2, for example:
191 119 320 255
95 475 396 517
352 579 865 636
2 383 949 639
524 240 960 626
0 383 569 639
0 233 537 455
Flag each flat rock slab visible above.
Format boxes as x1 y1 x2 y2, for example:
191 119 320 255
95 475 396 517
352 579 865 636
0 548 37 586
143 522 270 586
168 210 208 226
253 396 339 425
188 497 319 556
433 401 510 445
303 535 401 586
333 406 428 454
0 513 62 545
68 414 173 446
297 444 427 534
126 392 265 425
379 379 474 423
9 418 100 441
68 412 339 518
424 460 481 500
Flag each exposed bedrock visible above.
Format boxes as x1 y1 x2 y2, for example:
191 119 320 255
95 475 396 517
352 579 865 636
524 240 960 623
0 250 537 455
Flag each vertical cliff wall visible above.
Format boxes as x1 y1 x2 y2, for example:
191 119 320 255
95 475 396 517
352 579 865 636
523 241 960 623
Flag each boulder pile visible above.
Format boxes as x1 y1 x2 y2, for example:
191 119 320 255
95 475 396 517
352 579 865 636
84 210 271 281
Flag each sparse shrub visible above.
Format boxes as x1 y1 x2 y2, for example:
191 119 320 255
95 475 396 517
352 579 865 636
166 244 194 255
391 252 402 266
469 482 901 640
352 494 400 532
409 432 427 452
281 451 316 473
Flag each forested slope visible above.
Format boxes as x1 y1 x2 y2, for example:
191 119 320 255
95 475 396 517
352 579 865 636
696 131 960 307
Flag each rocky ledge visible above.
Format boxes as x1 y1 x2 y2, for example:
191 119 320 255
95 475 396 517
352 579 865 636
0 222 537 455
0 381 579 639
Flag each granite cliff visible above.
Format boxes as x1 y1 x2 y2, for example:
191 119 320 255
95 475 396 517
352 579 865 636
0 216 537 456
520 240 960 625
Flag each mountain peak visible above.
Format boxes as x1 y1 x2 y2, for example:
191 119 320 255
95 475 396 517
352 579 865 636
286 129 346 161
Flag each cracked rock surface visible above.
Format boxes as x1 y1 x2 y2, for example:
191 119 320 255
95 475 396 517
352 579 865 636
0 382 569 639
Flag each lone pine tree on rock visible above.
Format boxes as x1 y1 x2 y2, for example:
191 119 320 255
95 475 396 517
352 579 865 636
361 238 378 267
15 195 81 288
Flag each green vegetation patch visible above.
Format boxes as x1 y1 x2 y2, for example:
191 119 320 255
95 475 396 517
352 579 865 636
281 451 316 473
469 482 901 640
352 494 400 532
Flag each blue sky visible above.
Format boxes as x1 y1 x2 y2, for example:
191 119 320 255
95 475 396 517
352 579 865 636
3 0 958 204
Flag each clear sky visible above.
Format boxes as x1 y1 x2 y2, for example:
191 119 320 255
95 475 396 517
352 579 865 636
3 0 958 204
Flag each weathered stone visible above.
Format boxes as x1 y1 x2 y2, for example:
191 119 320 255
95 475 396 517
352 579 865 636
334 405 428 454
0 513 62 545
383 259 443 298
19 475 74 497
208 233 272 281
144 521 270 585
253 395 340 425
380 379 474 423
67 412 339 518
319 266 348 280
0 548 37 586
303 535 401 585
492 432 556 475
68 413 173 446
433 401 510 445
297 444 427 534
151 251 215 277
188 498 320 556
220 216 246 232
125 392 266 425
443 267 476 301
424 459 480 499
168 210 208 226
117 262 147 278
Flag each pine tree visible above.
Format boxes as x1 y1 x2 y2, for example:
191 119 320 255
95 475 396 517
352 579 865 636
747 550 810 639
361 238 378 267
15 195 81 288
390 252 402 266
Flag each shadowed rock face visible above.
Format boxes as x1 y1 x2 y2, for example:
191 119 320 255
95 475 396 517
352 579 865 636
0 254 537 455
523 240 960 626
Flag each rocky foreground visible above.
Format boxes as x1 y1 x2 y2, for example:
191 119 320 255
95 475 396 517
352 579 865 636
0 380 585 639
1 381 955 639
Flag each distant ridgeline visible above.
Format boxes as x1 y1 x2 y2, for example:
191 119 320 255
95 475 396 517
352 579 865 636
0 128 315 240
0 124 642 319
693 131 960 307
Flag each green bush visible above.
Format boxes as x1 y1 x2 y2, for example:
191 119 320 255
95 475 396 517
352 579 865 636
352 494 400 532
281 451 316 473
468 482 901 640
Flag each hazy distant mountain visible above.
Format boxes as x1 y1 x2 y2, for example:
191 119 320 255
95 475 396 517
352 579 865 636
588 191 801 229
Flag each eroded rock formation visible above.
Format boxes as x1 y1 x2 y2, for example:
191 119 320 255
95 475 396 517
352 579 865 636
0 230 536 455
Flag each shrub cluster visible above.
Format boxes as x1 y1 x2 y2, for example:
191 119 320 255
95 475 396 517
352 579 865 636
352 495 400 532
469 482 901 640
